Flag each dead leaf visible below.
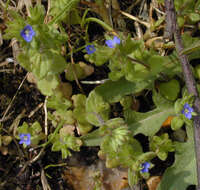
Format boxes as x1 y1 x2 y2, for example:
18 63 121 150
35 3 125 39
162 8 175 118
2 135 12 146
41 169 52 190
147 176 161 190
27 72 37 84
0 146 8 155
57 82 72 99
62 160 128 190
131 99 140 111
60 124 75 136
79 62 94 77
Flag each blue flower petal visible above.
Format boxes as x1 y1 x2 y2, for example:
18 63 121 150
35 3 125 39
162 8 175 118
185 112 192 119
113 36 121 44
20 25 35 42
141 162 150 173
105 36 121 48
182 103 194 120
105 39 115 48
19 133 31 146
86 45 96 54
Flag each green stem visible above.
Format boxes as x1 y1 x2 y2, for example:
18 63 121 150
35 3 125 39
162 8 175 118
40 121 64 148
84 17 114 32
81 8 90 29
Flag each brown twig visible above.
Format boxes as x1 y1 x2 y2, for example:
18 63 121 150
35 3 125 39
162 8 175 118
164 0 200 189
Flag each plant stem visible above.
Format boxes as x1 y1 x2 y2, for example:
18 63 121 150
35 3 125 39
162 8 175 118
84 17 114 32
164 0 200 189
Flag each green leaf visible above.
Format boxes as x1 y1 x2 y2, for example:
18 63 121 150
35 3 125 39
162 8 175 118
30 121 42 135
85 45 114 66
100 138 143 168
31 50 66 79
101 118 130 152
81 129 103 146
148 55 166 77
120 96 133 109
182 33 200 61
157 151 167 161
125 107 175 136
159 79 180 101
47 94 72 111
72 94 93 134
65 11 81 25
181 39 200 55
17 53 32 72
174 99 183 114
49 0 80 24
189 13 200 23
195 65 200 79
51 133 82 159
65 63 85 81
150 133 174 161
95 78 150 103
52 141 62 151
152 89 174 108
61 147 71 158
86 90 110 126
136 152 156 163
171 116 184 130
3 11 26 41
128 168 139 187
119 36 142 55
29 4 46 24
157 125 197 190
17 122 29 135
37 74 59 96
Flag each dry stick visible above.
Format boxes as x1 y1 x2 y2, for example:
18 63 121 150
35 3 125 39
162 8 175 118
164 0 200 189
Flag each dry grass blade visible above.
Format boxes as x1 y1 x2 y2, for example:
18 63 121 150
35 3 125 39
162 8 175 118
120 10 150 28
17 0 32 16
41 169 52 190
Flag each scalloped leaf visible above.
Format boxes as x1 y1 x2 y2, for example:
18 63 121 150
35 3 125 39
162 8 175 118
72 94 93 134
86 90 110 126
37 74 59 96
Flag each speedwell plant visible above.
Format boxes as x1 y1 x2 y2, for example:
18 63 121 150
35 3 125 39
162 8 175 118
3 1 200 189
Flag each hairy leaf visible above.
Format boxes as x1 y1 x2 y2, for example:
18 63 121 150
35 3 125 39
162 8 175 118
86 90 110 126
125 107 175 136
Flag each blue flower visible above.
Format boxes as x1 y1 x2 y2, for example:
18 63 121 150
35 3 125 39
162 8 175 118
141 162 150 173
105 36 121 48
86 45 96 54
20 25 35 42
182 103 194 120
19 133 31 146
